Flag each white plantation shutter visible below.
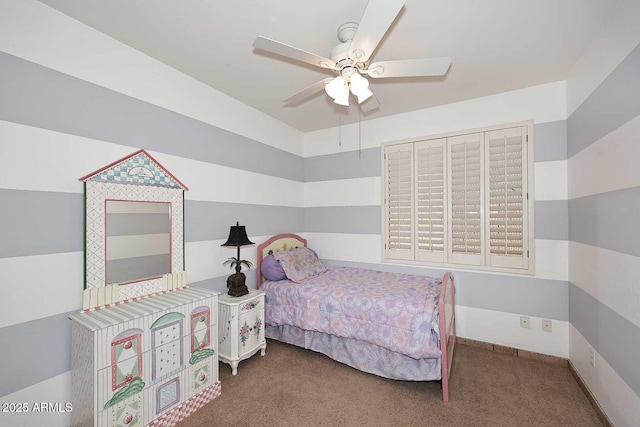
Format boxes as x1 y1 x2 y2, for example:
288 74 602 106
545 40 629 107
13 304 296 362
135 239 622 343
384 143 413 260
415 139 447 263
382 121 533 274
485 127 529 269
448 133 483 266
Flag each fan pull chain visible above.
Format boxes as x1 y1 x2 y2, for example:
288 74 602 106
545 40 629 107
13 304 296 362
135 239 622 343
358 109 362 159
338 115 342 148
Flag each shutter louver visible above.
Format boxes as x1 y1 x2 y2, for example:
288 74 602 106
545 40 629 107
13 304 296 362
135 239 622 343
415 139 446 262
486 127 528 269
384 144 413 260
448 134 483 266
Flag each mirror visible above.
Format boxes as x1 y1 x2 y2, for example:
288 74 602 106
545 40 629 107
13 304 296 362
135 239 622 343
81 149 187 301
105 200 171 284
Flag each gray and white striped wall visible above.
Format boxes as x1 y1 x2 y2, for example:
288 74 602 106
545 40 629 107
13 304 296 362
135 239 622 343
0 2 303 426
566 0 640 424
1 1 638 426
303 81 570 357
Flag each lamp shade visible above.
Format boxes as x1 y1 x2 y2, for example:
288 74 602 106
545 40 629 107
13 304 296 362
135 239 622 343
221 221 254 247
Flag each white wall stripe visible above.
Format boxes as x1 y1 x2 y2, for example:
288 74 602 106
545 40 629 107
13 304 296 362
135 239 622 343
0 120 131 194
568 114 640 200
0 371 72 427
186 234 275 287
0 0 303 155
151 151 304 208
304 177 381 208
534 239 568 282
570 324 640 427
0 251 82 329
456 305 569 358
305 232 568 282
569 241 640 330
305 81 567 157
303 232 383 265
534 160 568 201
0 121 304 208
302 160 569 207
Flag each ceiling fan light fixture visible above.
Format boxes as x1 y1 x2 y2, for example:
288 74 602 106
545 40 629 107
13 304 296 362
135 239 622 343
332 89 350 106
325 76 350 106
349 73 373 104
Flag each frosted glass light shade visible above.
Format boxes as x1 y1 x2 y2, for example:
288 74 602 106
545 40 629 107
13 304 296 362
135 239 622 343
349 73 373 104
325 76 348 99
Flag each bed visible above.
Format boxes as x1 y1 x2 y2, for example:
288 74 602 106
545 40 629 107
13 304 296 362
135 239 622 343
256 233 457 402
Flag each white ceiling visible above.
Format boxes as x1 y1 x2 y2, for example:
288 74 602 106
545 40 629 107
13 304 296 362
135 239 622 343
39 0 614 133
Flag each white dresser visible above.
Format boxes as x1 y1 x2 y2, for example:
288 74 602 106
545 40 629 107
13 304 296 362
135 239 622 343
69 287 220 427
218 290 266 375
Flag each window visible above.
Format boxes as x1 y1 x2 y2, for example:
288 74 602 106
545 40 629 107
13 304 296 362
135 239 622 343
382 122 534 274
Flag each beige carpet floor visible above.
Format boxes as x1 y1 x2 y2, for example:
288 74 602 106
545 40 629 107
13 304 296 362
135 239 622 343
178 339 602 427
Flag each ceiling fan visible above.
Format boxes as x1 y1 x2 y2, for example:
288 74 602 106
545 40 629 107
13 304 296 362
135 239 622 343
253 0 451 112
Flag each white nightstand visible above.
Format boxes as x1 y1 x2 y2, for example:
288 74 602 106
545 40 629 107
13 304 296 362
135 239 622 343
218 289 266 375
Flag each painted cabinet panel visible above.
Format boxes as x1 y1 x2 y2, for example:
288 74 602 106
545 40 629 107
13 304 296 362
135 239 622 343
70 288 221 427
218 290 266 376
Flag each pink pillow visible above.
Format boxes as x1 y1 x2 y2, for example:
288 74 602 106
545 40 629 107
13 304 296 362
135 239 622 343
272 247 327 283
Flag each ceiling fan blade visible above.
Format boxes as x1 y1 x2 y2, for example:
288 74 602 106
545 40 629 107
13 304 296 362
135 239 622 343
254 36 335 70
366 57 451 78
359 94 380 113
284 79 332 104
348 0 405 63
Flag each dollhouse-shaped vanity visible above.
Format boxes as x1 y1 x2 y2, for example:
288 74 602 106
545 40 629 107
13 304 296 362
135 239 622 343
70 150 220 427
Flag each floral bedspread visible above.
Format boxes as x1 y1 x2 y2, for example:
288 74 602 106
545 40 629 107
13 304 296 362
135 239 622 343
262 267 443 359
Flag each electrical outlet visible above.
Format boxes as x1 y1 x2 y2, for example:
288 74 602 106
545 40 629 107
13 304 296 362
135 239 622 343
542 319 552 332
520 316 530 329
590 350 596 368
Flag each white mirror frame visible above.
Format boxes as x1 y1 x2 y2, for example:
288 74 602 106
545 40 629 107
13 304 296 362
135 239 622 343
81 150 187 301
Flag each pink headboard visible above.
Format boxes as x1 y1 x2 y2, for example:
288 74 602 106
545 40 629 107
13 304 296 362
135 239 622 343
256 233 307 287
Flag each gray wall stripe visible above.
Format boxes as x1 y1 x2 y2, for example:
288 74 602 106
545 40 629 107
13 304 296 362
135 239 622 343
0 187 563 259
304 147 381 182
534 120 567 162
569 186 640 257
304 206 381 235
0 189 83 258
303 122 567 182
569 282 640 396
106 213 170 236
106 254 170 284
0 311 71 397
567 42 640 157
0 51 303 182
0 271 255 397
185 201 303 242
320 259 568 321
534 200 568 240
304 201 567 241
0 189 303 258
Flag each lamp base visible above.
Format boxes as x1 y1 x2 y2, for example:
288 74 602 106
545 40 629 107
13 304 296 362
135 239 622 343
226 272 249 297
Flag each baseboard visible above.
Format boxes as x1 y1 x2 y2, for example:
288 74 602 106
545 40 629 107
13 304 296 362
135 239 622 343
456 337 612 425
568 361 614 427
456 337 568 366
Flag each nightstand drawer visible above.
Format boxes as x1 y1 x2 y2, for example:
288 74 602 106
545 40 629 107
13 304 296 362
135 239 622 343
239 296 263 314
